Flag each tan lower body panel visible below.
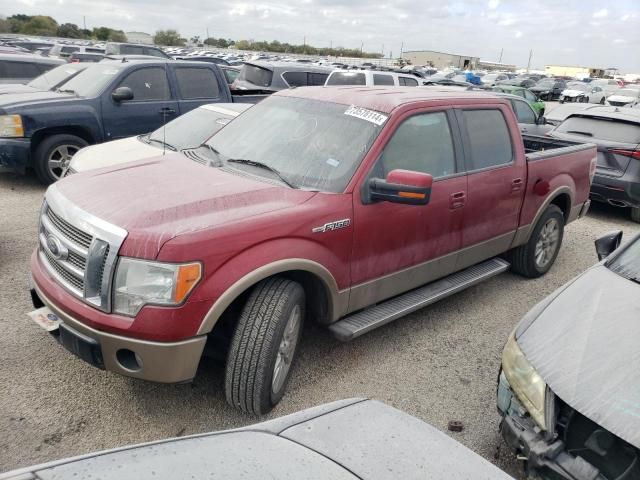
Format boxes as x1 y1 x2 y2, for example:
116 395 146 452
35 284 206 383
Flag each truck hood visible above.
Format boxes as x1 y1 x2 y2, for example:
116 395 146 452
70 136 161 173
0 399 514 480
516 265 640 448
54 154 316 259
0 90 78 110
0 84 39 96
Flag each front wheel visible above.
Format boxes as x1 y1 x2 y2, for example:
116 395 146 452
33 134 88 184
225 277 305 415
509 205 565 278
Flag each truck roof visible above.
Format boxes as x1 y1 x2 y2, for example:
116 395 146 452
277 86 508 114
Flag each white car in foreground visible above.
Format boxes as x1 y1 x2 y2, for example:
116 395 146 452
68 103 251 174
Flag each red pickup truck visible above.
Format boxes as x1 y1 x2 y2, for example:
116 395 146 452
29 87 596 414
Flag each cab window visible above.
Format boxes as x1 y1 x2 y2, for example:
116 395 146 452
117 67 170 101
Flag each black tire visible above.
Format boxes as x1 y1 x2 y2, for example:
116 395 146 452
225 277 305 415
600 97 605 105
34 134 88 185
631 207 640 224
509 205 565 278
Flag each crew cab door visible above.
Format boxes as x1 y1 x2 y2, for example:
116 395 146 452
349 108 467 311
454 106 526 267
169 64 229 115
101 65 179 140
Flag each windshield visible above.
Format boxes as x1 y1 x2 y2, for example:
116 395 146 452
608 236 640 283
565 83 589 91
326 72 366 86
27 64 83 90
148 107 236 150
615 89 639 97
535 79 555 87
58 63 126 97
205 95 385 192
238 64 274 88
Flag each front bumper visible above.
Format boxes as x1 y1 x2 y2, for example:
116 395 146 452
497 372 605 480
0 137 31 173
31 283 206 383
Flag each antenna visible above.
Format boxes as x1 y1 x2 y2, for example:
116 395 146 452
162 108 167 156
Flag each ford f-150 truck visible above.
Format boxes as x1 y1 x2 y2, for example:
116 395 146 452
29 87 596 415
0 59 267 183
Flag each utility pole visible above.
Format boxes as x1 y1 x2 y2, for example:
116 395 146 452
382 43 384 56
498 48 503 63
206 28 209 40
303 36 306 55
83 16 86 30
400 41 404 58
360 42 363 56
526 49 533 73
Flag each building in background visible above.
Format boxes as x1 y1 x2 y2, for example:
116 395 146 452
402 50 479 70
544 65 605 79
125 32 153 45
477 60 516 72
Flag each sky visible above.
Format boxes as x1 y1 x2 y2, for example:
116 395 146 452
2 0 639 72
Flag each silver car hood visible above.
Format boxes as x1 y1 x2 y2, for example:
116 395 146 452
516 266 640 448
0 399 513 480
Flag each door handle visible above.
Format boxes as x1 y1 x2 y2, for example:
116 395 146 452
159 107 176 115
449 191 466 209
511 178 524 192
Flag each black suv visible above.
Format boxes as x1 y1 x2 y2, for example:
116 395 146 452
0 54 65 84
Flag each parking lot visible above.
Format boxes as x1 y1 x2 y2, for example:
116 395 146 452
1 150 639 476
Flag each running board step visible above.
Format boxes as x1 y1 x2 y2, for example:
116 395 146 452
329 258 510 342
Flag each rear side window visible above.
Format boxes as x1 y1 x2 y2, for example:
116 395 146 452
0 61 42 79
175 67 220 99
222 68 239 85
117 67 170 101
462 109 513 170
400 77 418 86
61 46 79 54
512 100 536 124
373 74 394 86
282 71 307 87
556 116 640 144
308 72 328 86
143 47 168 58
326 72 366 86
523 90 536 101
119 45 145 55
239 64 273 88
378 112 456 178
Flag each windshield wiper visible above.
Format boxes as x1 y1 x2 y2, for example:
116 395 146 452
227 158 297 189
147 137 177 151
565 130 593 137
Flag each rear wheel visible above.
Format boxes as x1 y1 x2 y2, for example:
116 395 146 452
225 277 305 415
34 134 88 184
509 205 565 278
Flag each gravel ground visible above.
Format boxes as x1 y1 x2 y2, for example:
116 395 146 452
1 158 639 476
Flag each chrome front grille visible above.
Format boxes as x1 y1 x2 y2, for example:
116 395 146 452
38 185 127 312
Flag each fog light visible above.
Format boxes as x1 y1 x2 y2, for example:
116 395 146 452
116 349 142 371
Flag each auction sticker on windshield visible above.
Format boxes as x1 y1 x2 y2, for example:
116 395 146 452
344 106 388 126
27 307 60 332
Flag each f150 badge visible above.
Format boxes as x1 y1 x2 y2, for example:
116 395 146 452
312 219 351 233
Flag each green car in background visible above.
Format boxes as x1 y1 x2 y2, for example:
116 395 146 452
492 85 546 116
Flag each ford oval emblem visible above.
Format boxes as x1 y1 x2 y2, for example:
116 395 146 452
46 234 68 261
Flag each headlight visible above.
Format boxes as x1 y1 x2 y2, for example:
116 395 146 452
501 334 547 429
113 258 202 316
0 115 24 137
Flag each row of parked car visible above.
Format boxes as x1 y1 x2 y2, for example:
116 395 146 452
1 49 639 478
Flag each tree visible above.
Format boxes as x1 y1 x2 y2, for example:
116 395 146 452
109 30 127 42
153 29 185 46
20 15 58 36
92 26 111 41
0 17 9 33
57 22 83 38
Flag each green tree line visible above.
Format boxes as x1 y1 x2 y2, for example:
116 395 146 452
0 14 126 41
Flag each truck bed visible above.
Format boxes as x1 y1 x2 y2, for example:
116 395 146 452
523 134 594 161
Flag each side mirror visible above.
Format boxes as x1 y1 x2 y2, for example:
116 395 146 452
536 116 547 125
111 86 134 102
595 230 623 260
369 169 433 205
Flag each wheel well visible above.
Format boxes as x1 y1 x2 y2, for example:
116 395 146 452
550 193 571 222
30 127 95 154
207 270 331 359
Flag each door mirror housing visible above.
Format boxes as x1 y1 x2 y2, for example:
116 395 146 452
536 115 547 125
368 169 433 205
595 230 623 260
112 86 134 102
